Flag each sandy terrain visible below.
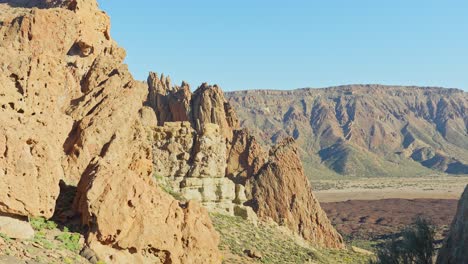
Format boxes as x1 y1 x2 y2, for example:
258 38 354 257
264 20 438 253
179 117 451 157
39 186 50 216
312 176 468 203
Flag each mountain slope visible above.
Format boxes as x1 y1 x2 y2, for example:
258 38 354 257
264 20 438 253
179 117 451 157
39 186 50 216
227 85 468 178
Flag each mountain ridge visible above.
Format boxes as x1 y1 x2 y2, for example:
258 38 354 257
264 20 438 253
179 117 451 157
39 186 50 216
227 84 468 178
226 84 465 95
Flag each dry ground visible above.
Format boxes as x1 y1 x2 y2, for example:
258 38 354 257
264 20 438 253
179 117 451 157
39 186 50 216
312 176 468 202
313 176 467 252
321 199 457 241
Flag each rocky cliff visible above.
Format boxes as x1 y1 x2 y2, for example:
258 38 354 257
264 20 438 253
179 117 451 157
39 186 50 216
0 1 220 263
437 185 468 264
226 86 468 178
146 73 345 249
0 1 347 263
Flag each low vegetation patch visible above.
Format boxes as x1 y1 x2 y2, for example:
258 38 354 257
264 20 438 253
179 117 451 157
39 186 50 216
153 172 185 201
211 213 371 264
55 227 81 252
30 217 58 231
1 217 88 263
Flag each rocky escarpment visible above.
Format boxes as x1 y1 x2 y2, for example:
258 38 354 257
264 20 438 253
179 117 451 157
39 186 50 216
437 185 468 264
146 73 345 249
0 1 220 263
227 86 468 178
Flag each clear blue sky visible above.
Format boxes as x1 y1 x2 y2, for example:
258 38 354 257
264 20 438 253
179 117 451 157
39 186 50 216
98 0 468 91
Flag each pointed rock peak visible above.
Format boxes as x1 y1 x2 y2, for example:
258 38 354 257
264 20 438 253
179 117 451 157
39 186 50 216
247 135 345 249
147 71 161 87
181 80 190 89
191 82 239 139
148 71 172 93
268 137 297 158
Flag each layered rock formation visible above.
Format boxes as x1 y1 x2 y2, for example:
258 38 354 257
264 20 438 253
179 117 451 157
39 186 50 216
148 77 250 216
437 185 468 264
0 1 221 263
246 138 345 248
147 73 345 249
227 86 468 178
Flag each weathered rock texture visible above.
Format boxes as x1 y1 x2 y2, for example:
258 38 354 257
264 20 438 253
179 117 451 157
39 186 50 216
147 73 239 140
247 138 345 248
0 1 221 263
227 129 267 185
0 214 34 240
147 74 344 248
148 80 245 215
437 185 468 264
227 86 468 178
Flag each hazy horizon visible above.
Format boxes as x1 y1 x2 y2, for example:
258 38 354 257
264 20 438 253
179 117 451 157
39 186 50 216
99 1 468 92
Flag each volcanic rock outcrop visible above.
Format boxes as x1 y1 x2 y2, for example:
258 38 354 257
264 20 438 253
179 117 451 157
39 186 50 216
148 75 251 216
0 1 221 263
147 73 239 140
227 86 468 178
437 185 468 264
246 138 345 248
146 73 345 248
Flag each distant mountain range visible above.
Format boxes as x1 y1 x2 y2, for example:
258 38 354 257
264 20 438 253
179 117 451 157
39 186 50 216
227 85 468 178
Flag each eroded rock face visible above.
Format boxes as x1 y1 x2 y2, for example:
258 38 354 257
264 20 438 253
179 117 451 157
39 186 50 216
74 120 220 264
0 0 107 218
227 128 267 185
152 121 240 215
191 83 239 141
247 138 345 249
182 124 237 213
147 73 239 140
0 1 221 263
153 122 194 185
149 78 248 215
437 186 468 264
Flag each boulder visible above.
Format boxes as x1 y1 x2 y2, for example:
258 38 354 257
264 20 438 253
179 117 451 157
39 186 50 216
0 215 34 240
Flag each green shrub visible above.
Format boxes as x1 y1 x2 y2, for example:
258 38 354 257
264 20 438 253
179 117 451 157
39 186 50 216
33 231 55 250
30 217 57 231
371 217 435 264
0 232 12 243
55 231 81 252
153 172 185 201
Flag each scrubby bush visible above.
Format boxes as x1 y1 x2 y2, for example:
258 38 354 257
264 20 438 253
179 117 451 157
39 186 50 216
29 217 57 231
371 217 435 264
